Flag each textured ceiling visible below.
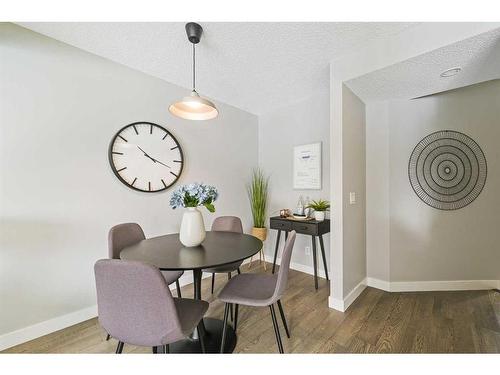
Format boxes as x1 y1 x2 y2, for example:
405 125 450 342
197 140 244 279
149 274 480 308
346 27 500 102
17 22 417 114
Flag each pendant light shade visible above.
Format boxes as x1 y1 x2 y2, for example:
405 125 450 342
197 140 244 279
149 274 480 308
169 23 218 121
169 90 218 120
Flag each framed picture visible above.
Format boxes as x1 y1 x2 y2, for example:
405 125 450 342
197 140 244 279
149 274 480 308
293 142 322 189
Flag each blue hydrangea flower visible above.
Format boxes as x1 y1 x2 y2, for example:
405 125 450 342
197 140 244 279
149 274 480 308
170 183 218 212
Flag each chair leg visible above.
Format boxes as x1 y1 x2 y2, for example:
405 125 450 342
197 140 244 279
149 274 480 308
116 341 124 354
234 304 239 333
237 267 241 275
261 249 267 270
227 273 234 320
197 323 206 353
211 273 215 294
220 303 230 353
277 300 291 338
106 334 110 341
269 304 284 353
176 280 182 298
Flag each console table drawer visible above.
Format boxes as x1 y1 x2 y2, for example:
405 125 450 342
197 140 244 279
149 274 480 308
291 222 318 235
269 220 292 231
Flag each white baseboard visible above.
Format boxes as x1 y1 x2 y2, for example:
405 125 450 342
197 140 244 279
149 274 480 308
0 305 97 352
270 255 328 279
328 278 367 312
366 277 500 292
327 276 500 314
366 277 391 291
328 296 345 311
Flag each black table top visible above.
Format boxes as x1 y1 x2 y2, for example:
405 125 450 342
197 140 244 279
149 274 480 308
270 216 330 225
120 231 263 271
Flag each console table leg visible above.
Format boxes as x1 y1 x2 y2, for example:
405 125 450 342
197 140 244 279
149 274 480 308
319 235 329 281
312 235 318 290
272 230 281 274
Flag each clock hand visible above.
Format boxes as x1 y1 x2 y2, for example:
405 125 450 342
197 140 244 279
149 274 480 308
137 145 157 163
137 145 150 157
137 145 171 168
151 158 171 169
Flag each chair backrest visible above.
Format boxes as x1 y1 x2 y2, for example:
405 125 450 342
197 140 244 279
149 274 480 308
94 259 183 347
211 216 243 234
108 223 145 259
272 230 296 301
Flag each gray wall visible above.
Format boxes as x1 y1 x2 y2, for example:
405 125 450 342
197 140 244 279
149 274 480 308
341 85 366 295
366 80 500 283
0 23 258 336
258 89 330 274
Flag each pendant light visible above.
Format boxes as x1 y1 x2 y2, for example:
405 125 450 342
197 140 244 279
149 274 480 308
169 22 219 121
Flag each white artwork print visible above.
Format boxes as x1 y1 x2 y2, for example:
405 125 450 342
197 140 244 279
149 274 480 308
293 142 321 189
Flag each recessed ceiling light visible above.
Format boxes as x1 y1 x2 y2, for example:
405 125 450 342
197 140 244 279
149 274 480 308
440 67 462 78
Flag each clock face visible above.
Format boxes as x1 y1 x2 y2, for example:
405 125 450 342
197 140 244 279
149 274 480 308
108 122 184 192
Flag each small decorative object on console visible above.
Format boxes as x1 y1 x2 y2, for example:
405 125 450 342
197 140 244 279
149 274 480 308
306 199 330 222
295 195 304 216
279 208 293 218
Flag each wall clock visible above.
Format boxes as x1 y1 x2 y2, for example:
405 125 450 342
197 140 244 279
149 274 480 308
108 122 184 193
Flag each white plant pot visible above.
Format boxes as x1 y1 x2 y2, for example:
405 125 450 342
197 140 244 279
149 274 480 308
179 207 206 247
314 211 325 222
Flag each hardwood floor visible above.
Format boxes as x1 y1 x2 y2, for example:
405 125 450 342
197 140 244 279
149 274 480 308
3 262 500 353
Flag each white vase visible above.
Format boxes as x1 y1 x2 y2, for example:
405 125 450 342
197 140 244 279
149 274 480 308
314 211 325 222
179 207 206 247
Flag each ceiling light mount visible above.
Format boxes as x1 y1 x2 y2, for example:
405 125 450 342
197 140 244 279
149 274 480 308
440 67 462 78
185 22 203 44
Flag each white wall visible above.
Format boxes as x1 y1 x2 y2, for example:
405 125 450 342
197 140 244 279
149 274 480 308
365 102 390 283
0 23 258 344
328 83 367 312
341 85 366 295
366 80 500 286
330 23 500 311
258 89 330 275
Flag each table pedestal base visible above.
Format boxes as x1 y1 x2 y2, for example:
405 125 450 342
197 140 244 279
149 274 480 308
169 318 236 353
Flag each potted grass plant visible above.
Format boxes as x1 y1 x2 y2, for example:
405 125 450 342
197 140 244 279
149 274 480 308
247 168 269 243
306 199 330 221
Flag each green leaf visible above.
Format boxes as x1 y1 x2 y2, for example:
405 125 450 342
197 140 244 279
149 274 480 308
204 202 215 213
305 199 330 211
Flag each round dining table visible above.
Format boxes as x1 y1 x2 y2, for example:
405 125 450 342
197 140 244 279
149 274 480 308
120 230 263 353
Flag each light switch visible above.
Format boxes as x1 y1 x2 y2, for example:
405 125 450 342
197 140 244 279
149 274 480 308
350 192 356 204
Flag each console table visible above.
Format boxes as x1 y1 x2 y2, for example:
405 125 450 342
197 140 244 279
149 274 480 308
269 216 330 290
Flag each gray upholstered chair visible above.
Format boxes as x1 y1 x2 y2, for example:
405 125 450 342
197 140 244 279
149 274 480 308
108 223 184 295
94 259 208 353
107 223 184 341
203 216 244 294
218 230 296 353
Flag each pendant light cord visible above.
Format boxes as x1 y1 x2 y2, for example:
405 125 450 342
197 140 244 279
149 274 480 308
192 43 196 91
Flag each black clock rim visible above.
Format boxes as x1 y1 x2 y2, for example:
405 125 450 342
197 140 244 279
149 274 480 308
108 121 184 193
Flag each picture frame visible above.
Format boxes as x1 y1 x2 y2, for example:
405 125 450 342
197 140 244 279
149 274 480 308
293 142 322 190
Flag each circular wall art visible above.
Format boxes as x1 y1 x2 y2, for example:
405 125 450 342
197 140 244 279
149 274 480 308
408 130 487 210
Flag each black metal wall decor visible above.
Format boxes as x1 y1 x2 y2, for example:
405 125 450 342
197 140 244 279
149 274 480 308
408 130 487 210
